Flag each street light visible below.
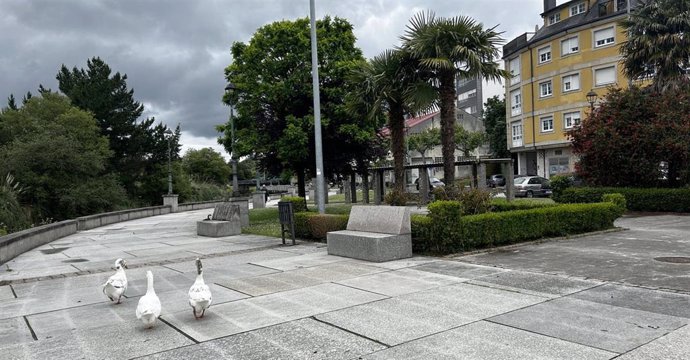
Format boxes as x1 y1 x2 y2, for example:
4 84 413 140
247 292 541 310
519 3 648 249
165 129 174 195
586 90 598 112
225 82 241 197
310 0 325 214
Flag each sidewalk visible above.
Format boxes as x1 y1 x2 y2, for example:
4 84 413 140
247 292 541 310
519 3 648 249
1 210 688 359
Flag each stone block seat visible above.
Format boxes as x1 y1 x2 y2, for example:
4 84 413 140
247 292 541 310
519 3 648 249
197 203 241 237
327 205 412 262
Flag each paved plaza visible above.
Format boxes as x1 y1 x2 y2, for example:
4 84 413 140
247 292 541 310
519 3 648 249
1 210 689 359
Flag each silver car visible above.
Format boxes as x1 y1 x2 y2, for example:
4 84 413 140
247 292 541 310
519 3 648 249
513 176 552 198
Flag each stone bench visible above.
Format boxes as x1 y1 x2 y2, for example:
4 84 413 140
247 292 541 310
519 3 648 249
197 203 241 237
327 205 412 262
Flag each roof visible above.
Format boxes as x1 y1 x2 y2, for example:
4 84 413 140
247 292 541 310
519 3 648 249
379 111 439 137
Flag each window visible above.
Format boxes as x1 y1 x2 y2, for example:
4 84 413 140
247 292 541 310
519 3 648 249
595 66 616 86
561 37 579 56
510 90 522 116
570 2 586 16
594 27 615 47
457 89 476 101
509 57 520 85
512 121 523 147
541 116 554 132
562 74 580 92
539 80 553 97
548 13 560 25
464 106 476 114
549 157 570 176
538 45 551 64
564 111 581 128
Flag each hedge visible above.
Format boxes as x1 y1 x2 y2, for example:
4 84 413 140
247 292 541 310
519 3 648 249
489 199 558 212
280 196 308 212
413 202 624 254
556 187 690 212
294 212 349 240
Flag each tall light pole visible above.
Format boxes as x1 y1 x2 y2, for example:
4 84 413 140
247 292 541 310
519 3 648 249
310 0 325 214
225 83 241 197
165 128 174 194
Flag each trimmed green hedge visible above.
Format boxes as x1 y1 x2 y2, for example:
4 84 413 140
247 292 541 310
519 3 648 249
281 196 308 212
413 202 624 254
556 187 690 212
489 199 558 212
294 212 349 240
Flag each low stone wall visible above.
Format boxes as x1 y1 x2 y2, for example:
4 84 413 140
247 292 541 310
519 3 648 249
0 220 78 265
0 199 227 265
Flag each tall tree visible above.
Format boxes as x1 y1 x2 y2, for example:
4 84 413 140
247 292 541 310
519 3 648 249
482 95 509 157
220 17 369 197
347 49 435 194
56 57 178 204
454 125 485 157
6 94 17 111
407 127 440 165
181 148 231 185
620 0 690 92
401 11 507 187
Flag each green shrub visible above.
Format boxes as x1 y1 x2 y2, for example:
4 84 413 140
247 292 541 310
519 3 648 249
490 198 558 212
293 212 348 240
550 174 574 200
384 189 407 206
557 187 690 212
412 202 623 254
428 201 463 220
602 193 627 212
457 188 492 215
281 196 308 212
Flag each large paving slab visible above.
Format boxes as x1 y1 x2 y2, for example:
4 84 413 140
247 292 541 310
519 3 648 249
364 320 615 360
138 318 386 360
315 282 545 346
489 297 688 353
0 317 35 347
217 261 386 296
0 285 15 300
571 283 690 318
411 260 506 279
161 282 387 342
249 251 347 271
335 267 464 297
616 324 690 359
468 270 603 298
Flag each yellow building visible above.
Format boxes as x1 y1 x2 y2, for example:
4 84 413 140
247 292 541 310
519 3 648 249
503 0 633 178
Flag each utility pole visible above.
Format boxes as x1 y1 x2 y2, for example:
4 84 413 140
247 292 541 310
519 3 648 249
309 0 325 214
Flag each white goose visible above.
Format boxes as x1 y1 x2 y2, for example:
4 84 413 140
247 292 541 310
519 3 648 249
102 258 128 304
188 258 212 319
136 270 161 328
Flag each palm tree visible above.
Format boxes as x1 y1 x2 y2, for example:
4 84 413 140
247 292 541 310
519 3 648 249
347 49 435 194
401 11 507 187
620 0 690 93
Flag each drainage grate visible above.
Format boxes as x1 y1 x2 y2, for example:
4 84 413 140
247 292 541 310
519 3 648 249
654 257 690 264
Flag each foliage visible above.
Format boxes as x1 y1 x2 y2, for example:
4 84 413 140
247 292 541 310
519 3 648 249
181 148 231 185
602 193 627 212
293 213 349 240
401 11 507 187
414 203 623 254
555 187 690 212
454 125 485 157
620 0 690 92
56 57 180 203
187 181 227 202
569 86 690 187
0 173 30 233
407 127 440 163
221 16 370 197
482 96 510 157
384 189 408 206
281 196 308 213
136 162 193 205
549 174 574 200
489 198 557 212
0 93 129 222
430 187 492 214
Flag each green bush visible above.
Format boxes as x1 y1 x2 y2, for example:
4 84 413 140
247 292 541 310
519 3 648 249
430 187 491 214
549 174 574 200
557 187 690 212
384 189 408 206
489 199 558 212
413 202 623 254
293 212 348 240
602 193 627 212
281 196 308 212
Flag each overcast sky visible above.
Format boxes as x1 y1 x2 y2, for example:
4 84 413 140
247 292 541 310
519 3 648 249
0 0 546 159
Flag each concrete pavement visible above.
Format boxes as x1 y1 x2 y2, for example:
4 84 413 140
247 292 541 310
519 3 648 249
1 210 689 359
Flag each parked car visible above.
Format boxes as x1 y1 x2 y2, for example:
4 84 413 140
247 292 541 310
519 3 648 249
486 174 506 187
513 176 552 198
414 177 445 190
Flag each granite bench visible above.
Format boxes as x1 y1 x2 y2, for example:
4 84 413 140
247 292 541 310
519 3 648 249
197 203 241 237
327 205 412 262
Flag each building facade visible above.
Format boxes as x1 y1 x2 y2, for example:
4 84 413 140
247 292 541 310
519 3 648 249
456 75 483 117
503 0 634 178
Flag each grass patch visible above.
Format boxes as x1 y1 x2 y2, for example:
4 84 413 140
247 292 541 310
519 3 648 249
244 204 354 238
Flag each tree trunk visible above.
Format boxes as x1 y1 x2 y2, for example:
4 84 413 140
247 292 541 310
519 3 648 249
389 105 406 194
297 166 306 198
439 71 457 187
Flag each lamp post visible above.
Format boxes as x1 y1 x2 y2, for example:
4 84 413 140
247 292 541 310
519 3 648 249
225 83 241 197
310 0 325 214
165 129 173 194
586 90 598 112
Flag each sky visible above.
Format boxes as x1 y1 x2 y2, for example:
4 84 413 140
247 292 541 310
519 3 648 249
0 0 546 159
